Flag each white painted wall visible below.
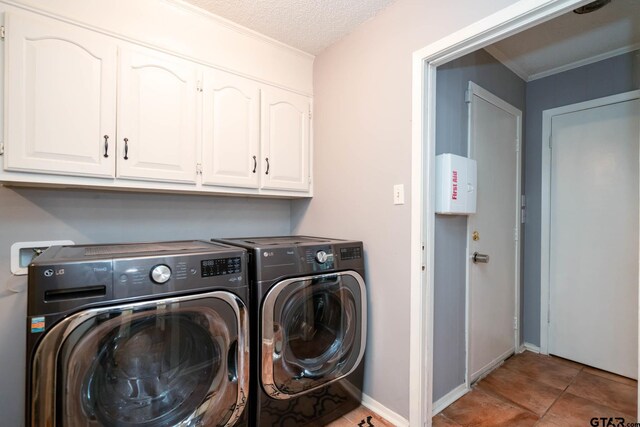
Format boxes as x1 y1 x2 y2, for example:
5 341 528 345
291 0 522 418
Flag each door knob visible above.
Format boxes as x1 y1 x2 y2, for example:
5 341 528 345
472 252 490 264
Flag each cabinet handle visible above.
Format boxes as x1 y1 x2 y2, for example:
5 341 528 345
103 135 109 158
123 138 129 160
252 156 257 173
265 157 270 175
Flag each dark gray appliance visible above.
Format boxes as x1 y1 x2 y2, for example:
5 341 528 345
213 236 366 427
26 240 250 427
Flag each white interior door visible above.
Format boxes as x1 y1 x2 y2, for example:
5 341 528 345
467 83 521 382
548 97 639 379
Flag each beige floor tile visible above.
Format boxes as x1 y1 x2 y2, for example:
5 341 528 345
432 413 462 426
476 366 563 416
501 352 581 390
537 392 635 427
441 389 538 427
566 371 637 417
340 405 395 426
323 416 354 426
547 354 586 370
583 366 638 387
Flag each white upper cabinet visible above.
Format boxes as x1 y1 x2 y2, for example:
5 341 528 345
4 12 117 178
1 9 312 197
117 47 199 184
201 68 260 189
260 88 311 192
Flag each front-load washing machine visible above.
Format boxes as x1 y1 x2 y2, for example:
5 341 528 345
213 236 367 427
26 240 250 427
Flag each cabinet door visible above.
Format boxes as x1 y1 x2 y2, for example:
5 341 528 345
202 69 260 188
117 47 198 183
5 12 117 178
260 88 311 192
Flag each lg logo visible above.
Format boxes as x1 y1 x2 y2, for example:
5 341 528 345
43 268 64 277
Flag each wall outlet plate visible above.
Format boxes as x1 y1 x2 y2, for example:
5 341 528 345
11 240 74 276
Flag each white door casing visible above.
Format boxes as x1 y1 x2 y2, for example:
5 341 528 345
543 92 639 379
467 82 521 383
411 1 606 426
117 46 199 184
260 88 310 192
4 12 117 178
201 68 260 189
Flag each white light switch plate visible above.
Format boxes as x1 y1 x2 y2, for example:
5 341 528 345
393 184 405 205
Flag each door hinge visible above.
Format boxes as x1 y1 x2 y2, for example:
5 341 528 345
196 163 202 175
514 316 518 330
464 89 471 104
514 227 519 241
308 106 312 120
196 81 203 92
548 134 552 149
0 142 4 155
0 26 5 40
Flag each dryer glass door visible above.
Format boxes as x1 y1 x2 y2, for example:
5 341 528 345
31 291 248 427
262 271 366 399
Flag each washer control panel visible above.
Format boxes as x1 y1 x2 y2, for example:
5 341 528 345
201 257 242 277
303 245 334 271
315 250 329 263
150 264 171 284
339 246 362 260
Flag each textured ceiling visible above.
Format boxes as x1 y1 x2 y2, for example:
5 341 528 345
182 0 397 54
485 0 640 81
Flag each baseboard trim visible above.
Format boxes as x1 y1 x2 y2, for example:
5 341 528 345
470 346 514 383
361 393 410 427
521 342 541 354
432 383 469 415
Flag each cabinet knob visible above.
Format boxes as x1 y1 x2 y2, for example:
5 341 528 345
123 138 129 160
252 155 257 174
103 135 109 158
265 157 270 175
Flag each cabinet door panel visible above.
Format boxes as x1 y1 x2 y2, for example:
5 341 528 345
117 48 198 183
202 69 259 188
261 89 310 192
5 12 116 177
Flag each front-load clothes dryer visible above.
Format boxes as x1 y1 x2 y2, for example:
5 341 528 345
212 236 367 427
26 240 250 427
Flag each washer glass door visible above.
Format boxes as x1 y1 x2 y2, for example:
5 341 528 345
262 271 366 399
31 291 248 427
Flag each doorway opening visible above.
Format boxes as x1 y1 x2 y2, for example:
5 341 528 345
409 0 640 425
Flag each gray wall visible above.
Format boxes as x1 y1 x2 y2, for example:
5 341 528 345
0 186 291 426
522 50 640 345
433 49 526 402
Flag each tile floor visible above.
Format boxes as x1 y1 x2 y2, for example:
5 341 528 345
323 405 395 426
434 350 638 427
